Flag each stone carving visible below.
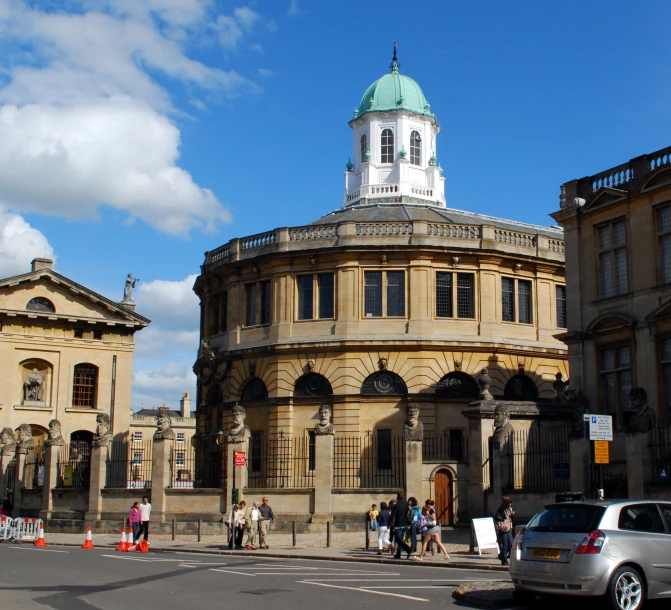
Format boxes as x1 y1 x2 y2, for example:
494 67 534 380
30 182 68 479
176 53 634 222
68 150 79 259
478 368 493 400
16 424 35 454
123 273 139 302
404 403 424 442
92 413 112 448
553 372 568 402
44 419 65 447
23 368 43 402
153 407 176 442
492 405 514 446
314 404 335 436
625 387 657 435
378 357 388 371
306 359 315 373
228 404 251 443
200 339 216 364
0 427 17 457
566 389 590 439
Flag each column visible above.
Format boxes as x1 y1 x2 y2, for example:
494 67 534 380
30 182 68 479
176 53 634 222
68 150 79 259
39 444 60 521
85 445 107 522
150 438 173 523
311 434 333 523
404 440 423 501
626 434 646 499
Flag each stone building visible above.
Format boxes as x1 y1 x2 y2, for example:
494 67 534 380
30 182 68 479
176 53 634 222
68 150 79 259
0 258 149 451
193 55 568 523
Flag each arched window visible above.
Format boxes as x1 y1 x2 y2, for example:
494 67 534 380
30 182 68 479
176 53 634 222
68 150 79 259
360 134 368 163
361 371 407 395
241 377 268 401
503 374 539 401
295 374 333 397
26 297 55 313
72 364 98 408
410 131 421 165
381 129 394 164
436 372 479 399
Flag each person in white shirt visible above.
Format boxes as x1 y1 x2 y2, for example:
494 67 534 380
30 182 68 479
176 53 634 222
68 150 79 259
139 496 151 542
244 501 260 550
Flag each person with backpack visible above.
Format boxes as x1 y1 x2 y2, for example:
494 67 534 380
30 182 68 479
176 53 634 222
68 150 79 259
413 505 449 561
389 491 412 560
375 501 392 555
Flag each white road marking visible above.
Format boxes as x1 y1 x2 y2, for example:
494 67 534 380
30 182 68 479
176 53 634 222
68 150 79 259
360 585 457 589
9 547 69 553
210 568 256 577
179 563 227 566
100 555 185 563
300 581 429 602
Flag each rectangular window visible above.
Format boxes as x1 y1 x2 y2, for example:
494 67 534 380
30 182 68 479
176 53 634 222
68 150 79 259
297 273 335 320
365 271 406 318
133 451 143 465
318 273 334 318
72 365 97 408
176 433 185 443
208 294 220 336
381 128 394 164
436 272 452 318
598 219 628 298
245 283 257 326
297 275 314 320
518 280 532 324
308 431 316 471
600 345 632 416
457 274 474 319
658 206 671 284
175 451 185 467
377 429 392 471
436 272 474 319
133 431 142 442
364 271 382 317
260 280 271 325
556 285 567 328
251 432 263 473
218 291 228 333
502 278 515 322
661 338 671 422
386 271 405 317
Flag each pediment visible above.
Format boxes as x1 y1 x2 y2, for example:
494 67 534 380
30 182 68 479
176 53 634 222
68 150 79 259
639 165 671 192
586 312 636 334
646 298 671 323
582 187 627 212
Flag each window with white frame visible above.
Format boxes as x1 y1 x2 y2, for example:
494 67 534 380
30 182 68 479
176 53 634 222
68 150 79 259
175 451 185 467
176 433 185 443
360 134 367 163
364 270 405 318
132 431 142 442
381 128 394 164
597 219 628 298
410 130 421 165
132 451 142 465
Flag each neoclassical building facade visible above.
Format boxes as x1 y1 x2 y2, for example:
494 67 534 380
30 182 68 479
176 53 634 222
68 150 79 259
193 56 568 520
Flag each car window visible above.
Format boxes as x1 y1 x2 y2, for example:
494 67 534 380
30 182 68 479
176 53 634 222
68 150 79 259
659 504 671 533
527 505 605 533
618 504 665 533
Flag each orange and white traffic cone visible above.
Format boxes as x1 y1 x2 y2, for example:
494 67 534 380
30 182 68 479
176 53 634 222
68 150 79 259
138 540 149 553
116 527 128 552
34 524 47 547
81 526 95 549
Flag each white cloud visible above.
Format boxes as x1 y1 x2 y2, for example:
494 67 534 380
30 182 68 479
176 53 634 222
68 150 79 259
258 68 274 77
288 0 301 16
133 362 197 410
134 274 199 330
0 208 55 278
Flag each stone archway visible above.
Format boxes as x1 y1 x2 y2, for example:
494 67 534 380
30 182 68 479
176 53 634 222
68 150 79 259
434 468 453 526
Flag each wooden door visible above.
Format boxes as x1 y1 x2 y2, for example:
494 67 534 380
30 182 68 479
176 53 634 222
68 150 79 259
435 469 453 526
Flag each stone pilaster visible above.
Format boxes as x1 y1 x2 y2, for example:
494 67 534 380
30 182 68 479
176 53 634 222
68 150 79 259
626 434 646 499
150 439 173 523
404 440 423 501
311 434 333 523
226 441 248 509
85 445 107 521
39 445 60 520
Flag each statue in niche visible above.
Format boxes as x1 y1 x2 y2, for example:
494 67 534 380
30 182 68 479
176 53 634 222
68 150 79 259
492 404 514 447
403 403 424 442
123 273 139 302
228 404 251 443
314 404 335 436
566 389 590 439
153 407 176 442
44 419 65 447
23 368 43 402
625 387 657 435
0 427 17 457
92 413 112 448
17 424 35 454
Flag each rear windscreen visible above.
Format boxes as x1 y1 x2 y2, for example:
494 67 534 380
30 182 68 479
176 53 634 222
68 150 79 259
526 505 605 533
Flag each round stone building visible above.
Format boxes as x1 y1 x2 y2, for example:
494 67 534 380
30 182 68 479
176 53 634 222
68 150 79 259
193 55 567 524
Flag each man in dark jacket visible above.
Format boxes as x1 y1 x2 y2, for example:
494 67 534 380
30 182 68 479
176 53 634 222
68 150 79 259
389 491 412 559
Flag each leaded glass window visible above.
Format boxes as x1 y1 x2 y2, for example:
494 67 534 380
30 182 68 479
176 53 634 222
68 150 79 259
364 271 382 317
502 278 515 322
556 285 567 328
598 219 628 298
386 271 405 317
436 272 452 318
245 283 257 326
318 273 334 318
410 130 421 165
658 206 671 284
457 274 474 319
260 280 271 325
297 275 314 320
600 346 632 416
518 280 532 324
381 128 394 164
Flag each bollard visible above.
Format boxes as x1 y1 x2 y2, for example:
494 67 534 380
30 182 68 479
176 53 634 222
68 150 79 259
469 521 475 554
172 518 176 541
198 519 202 542
292 521 296 547
326 521 331 548
365 520 370 550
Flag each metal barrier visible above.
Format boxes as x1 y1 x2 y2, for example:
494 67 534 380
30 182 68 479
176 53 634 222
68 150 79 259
0 516 14 542
12 517 42 542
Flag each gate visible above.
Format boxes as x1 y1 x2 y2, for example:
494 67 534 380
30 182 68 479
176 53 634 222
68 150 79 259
590 461 628 499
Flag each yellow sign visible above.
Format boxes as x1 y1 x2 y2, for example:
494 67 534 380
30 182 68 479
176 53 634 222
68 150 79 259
62 465 74 487
594 440 610 464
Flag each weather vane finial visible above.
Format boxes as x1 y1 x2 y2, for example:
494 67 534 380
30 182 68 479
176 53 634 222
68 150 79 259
391 41 399 73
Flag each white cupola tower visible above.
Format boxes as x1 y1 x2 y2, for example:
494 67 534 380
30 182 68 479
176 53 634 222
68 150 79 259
344 47 445 208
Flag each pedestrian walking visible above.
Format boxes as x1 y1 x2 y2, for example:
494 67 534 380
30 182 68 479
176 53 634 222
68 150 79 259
258 496 275 549
128 501 142 543
139 495 151 542
387 499 397 555
389 491 412 560
376 501 392 555
234 501 246 548
244 501 260 550
407 496 421 553
412 505 449 561
424 498 436 555
494 496 514 566
227 503 239 549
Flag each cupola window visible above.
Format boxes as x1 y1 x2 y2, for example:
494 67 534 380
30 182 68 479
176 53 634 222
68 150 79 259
360 134 367 163
410 131 421 165
381 129 394 164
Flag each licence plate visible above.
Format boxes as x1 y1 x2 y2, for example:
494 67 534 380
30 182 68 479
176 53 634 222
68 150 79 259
530 548 562 559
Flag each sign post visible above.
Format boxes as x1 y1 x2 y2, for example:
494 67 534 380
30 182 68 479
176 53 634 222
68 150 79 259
594 440 609 465
234 452 246 467
471 518 499 556
587 414 613 498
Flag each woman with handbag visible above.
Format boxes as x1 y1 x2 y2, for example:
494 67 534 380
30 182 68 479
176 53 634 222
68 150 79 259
412 505 449 561
128 502 142 543
494 496 514 566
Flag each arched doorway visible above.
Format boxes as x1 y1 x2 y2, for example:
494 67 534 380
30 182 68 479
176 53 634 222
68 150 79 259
435 469 453 526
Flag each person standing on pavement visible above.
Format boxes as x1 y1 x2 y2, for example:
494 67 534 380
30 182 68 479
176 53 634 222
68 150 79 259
494 496 514 566
244 501 260 549
258 496 275 549
227 504 239 549
376 501 391 555
387 499 397 555
139 496 151 542
128 501 142 543
389 491 412 560
234 501 246 549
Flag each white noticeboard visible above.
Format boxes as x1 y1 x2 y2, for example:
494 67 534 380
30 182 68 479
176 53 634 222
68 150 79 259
472 517 499 556
589 414 613 441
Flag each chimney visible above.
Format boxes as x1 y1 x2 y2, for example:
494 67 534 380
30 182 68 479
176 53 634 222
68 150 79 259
180 392 191 417
31 258 53 272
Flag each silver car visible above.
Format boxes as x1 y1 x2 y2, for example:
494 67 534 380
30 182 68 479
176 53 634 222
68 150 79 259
509 500 671 610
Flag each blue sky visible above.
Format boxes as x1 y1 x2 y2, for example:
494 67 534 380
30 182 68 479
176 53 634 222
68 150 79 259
1 0 670 411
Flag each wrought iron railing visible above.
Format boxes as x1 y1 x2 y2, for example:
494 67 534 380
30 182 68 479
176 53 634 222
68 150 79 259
56 442 91 489
106 440 152 489
333 434 405 489
246 434 313 489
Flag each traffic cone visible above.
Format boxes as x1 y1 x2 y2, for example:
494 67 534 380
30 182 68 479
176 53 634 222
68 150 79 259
116 527 128 552
34 524 47 547
138 540 149 553
81 526 95 549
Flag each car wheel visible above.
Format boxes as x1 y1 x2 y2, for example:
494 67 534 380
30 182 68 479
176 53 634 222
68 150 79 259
608 566 644 610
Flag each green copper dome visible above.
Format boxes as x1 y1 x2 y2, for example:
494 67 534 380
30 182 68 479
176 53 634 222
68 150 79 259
355 59 434 120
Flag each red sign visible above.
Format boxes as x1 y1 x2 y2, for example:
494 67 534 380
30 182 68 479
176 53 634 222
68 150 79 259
234 451 246 466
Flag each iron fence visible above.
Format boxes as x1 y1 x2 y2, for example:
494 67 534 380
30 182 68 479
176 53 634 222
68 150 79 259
106 440 152 489
422 431 468 462
23 447 44 490
333 434 405 489
171 436 225 489
649 424 671 485
483 440 491 490
56 442 91 489
246 434 314 489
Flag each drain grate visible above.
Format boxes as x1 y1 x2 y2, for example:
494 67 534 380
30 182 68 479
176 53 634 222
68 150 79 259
241 589 291 596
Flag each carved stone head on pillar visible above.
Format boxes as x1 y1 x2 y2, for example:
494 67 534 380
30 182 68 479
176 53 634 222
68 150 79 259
0 427 17 457
314 404 335 436
404 403 424 442
153 407 176 442
44 419 65 447
17 424 35 454
93 413 112 448
228 404 251 443
492 404 514 446
625 387 657 435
